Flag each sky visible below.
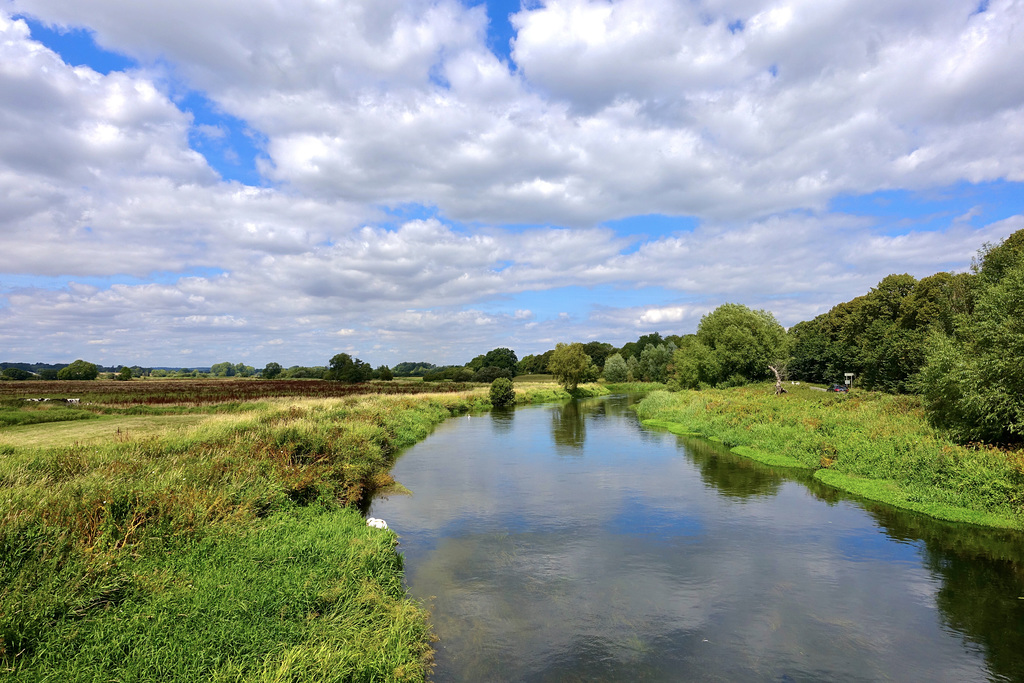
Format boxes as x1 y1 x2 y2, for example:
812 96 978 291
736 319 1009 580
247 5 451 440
1 0 1023 368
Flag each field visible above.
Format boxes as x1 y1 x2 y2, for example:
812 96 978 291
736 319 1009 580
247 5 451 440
0 377 601 681
636 385 1024 529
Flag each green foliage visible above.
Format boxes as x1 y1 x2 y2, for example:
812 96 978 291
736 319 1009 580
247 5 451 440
473 366 513 383
376 365 394 381
116 367 133 381
489 377 515 407
582 341 615 370
919 233 1024 443
262 361 283 379
56 360 98 381
788 271 974 393
548 343 592 392
638 342 676 382
671 304 786 389
636 386 1024 528
1 368 32 381
422 366 475 382
391 362 437 377
602 353 629 382
325 353 374 383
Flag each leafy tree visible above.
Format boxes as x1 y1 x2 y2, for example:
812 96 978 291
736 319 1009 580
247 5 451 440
692 304 787 386
474 366 513 383
1 367 31 380
210 362 235 377
626 356 640 381
920 234 1024 443
481 347 519 375
57 360 99 381
549 343 592 392
262 362 283 379
116 367 133 381
376 365 394 381
582 342 615 370
392 362 437 377
489 377 515 407
602 353 629 382
671 336 719 389
325 353 374 383
38 369 58 380
638 342 676 382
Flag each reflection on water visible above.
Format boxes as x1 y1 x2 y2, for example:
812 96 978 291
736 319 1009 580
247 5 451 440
370 395 1024 682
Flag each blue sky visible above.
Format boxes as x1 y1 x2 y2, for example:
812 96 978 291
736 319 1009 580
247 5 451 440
1 0 1023 367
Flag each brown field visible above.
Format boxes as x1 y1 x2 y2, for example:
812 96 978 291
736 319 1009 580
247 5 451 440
0 378 478 406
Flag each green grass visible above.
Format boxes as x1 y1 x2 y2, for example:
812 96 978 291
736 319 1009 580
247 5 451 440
636 385 1024 529
0 381 615 680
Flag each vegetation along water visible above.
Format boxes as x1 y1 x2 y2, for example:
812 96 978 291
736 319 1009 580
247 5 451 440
0 379 604 681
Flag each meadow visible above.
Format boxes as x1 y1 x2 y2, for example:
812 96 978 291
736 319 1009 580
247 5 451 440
0 377 603 682
636 384 1024 529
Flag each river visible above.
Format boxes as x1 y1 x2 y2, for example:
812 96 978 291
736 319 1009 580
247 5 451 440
369 394 1024 682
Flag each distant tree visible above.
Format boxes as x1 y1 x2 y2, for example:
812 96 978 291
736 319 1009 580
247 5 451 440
392 362 437 377
38 369 59 380
473 366 513 383
376 365 394 381
582 342 615 370
116 367 133 381
602 353 629 382
481 347 519 375
1 368 31 380
57 360 99 381
326 353 374 383
489 377 515 407
233 363 255 377
262 362 283 379
549 343 592 392
626 356 640 381
210 362 234 377
638 342 676 382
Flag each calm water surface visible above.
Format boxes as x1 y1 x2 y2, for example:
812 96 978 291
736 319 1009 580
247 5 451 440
369 395 1024 682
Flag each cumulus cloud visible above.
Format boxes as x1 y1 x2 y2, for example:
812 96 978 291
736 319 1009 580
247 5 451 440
1 2 1023 365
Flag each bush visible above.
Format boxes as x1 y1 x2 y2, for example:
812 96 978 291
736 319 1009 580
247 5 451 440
489 378 515 407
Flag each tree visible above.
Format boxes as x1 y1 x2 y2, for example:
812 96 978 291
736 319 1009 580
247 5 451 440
376 365 394 381
262 362 283 379
919 234 1024 443
481 347 519 375
548 343 592 392
57 360 99 380
602 353 629 382
116 366 133 381
582 342 615 370
326 353 374 383
489 377 515 407
210 362 235 377
638 342 676 382
473 366 513 383
1 368 31 380
692 304 788 386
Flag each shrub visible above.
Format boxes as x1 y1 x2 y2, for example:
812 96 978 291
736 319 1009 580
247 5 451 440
489 377 515 407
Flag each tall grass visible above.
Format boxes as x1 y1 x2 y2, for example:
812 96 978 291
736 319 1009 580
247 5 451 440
1 382 600 680
636 385 1024 529
1 393 495 680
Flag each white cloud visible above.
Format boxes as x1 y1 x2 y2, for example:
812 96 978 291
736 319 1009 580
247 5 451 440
1 2 1023 365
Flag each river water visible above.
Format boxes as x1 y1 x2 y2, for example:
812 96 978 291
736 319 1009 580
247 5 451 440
369 395 1024 682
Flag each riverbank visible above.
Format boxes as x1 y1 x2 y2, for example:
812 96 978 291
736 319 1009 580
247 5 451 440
635 386 1024 530
1 381 605 681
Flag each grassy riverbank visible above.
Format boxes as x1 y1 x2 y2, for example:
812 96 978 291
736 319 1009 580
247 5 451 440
635 386 1024 529
1 381 604 681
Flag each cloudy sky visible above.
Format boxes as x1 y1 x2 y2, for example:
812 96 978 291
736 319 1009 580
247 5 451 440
2 0 1022 368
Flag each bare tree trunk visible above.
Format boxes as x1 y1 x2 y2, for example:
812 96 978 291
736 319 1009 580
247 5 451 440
769 365 786 395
